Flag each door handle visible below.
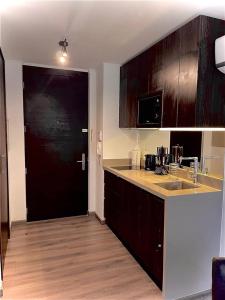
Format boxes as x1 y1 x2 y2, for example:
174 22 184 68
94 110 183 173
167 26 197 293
76 153 86 171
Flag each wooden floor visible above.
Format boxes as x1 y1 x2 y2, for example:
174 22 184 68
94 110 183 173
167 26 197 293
2 216 162 300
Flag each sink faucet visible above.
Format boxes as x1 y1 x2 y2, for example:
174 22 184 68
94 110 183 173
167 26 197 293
179 156 198 184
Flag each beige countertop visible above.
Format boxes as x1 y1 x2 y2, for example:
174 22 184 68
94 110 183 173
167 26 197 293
104 166 221 200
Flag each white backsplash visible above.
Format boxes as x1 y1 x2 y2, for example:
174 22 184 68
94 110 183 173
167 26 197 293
138 129 170 158
202 132 225 178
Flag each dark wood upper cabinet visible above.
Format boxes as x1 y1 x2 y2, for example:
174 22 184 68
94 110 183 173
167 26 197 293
161 31 180 127
148 40 164 94
119 58 138 128
177 17 200 127
137 50 149 97
119 15 225 128
119 64 129 128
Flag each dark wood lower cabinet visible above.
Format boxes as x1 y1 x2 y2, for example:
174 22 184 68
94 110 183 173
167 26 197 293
104 171 164 289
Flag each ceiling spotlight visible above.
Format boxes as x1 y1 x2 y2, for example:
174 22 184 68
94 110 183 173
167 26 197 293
58 38 68 63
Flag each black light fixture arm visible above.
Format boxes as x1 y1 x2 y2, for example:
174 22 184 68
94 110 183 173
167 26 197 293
58 38 69 63
59 38 68 48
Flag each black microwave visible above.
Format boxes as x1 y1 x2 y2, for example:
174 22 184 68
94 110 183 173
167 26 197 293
137 92 162 127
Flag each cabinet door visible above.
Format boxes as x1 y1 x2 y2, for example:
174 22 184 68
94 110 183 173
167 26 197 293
123 181 139 252
177 17 200 127
150 195 164 288
137 190 164 289
119 65 128 128
119 179 131 242
137 50 149 97
104 172 114 228
161 31 180 127
119 58 139 128
104 186 114 227
137 189 153 264
148 40 164 94
104 172 123 234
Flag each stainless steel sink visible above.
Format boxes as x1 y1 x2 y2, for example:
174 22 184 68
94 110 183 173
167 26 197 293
155 181 200 190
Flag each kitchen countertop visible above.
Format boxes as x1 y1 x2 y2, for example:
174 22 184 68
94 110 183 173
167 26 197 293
103 165 221 200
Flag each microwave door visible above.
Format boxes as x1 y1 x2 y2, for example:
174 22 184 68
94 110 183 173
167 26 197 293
138 94 162 127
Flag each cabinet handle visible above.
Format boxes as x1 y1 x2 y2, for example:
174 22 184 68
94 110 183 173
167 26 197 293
157 244 162 248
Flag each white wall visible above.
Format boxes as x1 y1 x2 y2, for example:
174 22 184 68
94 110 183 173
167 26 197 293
139 130 170 158
202 132 225 178
95 64 104 220
5 60 26 222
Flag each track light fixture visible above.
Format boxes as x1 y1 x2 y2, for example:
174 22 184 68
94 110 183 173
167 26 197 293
58 38 68 63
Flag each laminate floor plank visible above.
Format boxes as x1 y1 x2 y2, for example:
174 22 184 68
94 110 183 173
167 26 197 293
2 216 162 300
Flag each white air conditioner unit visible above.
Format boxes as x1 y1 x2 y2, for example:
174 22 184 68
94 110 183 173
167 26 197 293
215 35 225 74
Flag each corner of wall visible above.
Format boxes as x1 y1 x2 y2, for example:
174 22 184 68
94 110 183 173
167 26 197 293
94 64 104 220
5 60 27 223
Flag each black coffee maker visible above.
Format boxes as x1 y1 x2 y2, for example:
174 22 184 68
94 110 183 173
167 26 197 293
145 154 156 171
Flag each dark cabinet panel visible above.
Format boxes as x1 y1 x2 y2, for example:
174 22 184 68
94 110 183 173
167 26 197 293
150 195 164 285
177 17 200 127
119 66 128 128
104 171 124 234
137 50 149 97
127 59 139 127
161 31 180 127
137 189 164 287
119 58 139 128
136 189 154 267
104 171 164 289
148 41 164 94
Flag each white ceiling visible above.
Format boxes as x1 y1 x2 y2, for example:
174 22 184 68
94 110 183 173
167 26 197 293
1 0 225 69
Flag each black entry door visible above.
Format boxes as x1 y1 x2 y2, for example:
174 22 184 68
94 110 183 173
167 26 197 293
0 49 10 270
23 66 88 221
